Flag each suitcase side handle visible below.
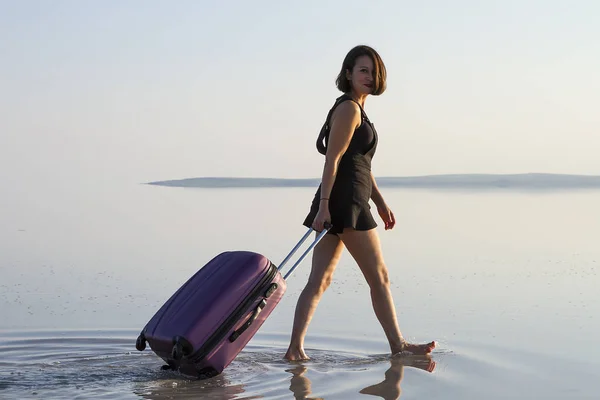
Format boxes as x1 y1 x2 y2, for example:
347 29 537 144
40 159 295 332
278 223 332 280
228 299 267 342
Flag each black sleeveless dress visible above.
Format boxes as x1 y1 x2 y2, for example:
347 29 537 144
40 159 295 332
303 94 379 235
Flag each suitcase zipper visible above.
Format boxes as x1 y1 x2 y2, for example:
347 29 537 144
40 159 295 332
187 261 277 363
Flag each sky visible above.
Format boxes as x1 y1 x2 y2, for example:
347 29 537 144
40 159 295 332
1 0 599 185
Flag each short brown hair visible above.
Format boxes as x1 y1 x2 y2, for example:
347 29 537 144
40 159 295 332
335 45 387 96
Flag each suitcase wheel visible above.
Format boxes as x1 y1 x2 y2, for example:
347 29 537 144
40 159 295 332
161 363 175 371
172 342 183 360
197 367 219 380
171 336 193 361
135 334 146 351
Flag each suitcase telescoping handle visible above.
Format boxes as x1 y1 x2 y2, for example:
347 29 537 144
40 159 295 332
277 222 332 280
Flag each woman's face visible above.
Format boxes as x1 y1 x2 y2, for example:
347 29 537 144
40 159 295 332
347 55 375 95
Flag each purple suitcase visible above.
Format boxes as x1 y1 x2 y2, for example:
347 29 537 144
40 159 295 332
135 225 330 379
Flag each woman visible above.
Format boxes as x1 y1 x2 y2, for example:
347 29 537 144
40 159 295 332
284 45 436 361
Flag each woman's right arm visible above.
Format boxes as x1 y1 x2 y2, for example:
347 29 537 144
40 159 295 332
318 101 362 206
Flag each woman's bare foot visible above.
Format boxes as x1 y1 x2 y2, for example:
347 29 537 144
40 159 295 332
284 345 310 361
393 340 436 356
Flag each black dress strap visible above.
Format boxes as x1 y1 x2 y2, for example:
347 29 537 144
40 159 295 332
344 96 369 122
316 94 368 155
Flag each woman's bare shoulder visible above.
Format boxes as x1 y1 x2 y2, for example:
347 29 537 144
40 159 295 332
330 99 361 128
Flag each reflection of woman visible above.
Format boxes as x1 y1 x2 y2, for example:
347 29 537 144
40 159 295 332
287 365 324 400
360 356 436 400
285 45 436 361
286 356 436 400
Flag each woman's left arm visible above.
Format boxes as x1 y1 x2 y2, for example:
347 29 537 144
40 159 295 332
370 171 386 209
371 172 396 230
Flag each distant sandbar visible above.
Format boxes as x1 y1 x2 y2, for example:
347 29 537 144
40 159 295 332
146 173 600 189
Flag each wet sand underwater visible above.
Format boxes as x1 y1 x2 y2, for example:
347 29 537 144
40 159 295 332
2 184 599 399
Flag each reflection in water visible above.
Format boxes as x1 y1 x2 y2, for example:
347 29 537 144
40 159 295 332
133 376 251 400
360 355 436 399
287 365 323 400
286 355 435 400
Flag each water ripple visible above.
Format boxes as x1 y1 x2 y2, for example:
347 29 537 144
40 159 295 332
2 329 592 399
1 329 435 399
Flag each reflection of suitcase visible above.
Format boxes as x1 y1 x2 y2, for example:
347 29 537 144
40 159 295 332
135 225 330 379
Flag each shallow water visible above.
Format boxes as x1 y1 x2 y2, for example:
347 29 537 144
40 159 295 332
0 329 596 399
1 183 599 399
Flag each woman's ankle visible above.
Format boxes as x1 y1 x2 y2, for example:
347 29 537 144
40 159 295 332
288 341 304 350
390 338 405 354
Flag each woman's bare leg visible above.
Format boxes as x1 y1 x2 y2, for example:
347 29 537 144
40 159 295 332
284 233 345 361
338 228 436 355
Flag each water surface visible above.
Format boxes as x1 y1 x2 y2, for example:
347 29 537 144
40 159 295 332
1 183 599 398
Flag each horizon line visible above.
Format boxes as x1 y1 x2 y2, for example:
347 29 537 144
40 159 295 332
144 173 600 189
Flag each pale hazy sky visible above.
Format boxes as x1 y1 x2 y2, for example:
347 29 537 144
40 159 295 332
1 0 598 185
